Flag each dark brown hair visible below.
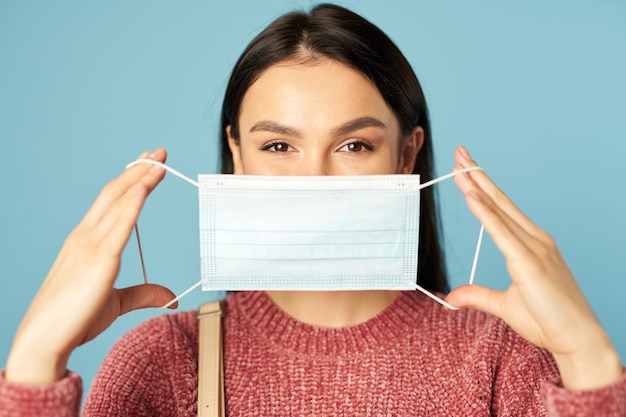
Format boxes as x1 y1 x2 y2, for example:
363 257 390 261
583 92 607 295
219 4 448 292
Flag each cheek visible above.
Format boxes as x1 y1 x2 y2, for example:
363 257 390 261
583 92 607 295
237 148 285 175
333 153 400 176
372 143 404 174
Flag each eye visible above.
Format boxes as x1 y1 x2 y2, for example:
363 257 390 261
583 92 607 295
337 140 374 153
260 141 292 152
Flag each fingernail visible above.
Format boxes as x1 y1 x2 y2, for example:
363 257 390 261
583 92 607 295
148 148 159 159
137 150 149 160
459 146 471 161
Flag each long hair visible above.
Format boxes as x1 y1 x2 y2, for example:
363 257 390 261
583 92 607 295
219 4 448 292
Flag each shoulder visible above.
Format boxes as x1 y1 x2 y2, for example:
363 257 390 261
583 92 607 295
118 310 199 350
98 309 200 378
85 310 201 414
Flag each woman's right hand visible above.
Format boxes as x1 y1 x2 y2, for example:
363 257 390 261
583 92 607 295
5 148 177 386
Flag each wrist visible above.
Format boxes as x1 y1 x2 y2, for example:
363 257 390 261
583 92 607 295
552 333 623 391
5 338 70 386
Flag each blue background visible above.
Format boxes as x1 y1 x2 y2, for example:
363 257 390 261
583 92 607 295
1 0 625 398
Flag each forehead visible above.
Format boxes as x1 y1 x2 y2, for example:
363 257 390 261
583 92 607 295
238 59 399 132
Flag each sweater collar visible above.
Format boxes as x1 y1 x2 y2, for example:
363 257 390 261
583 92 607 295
231 290 432 357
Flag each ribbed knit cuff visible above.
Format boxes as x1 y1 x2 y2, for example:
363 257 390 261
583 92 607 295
0 370 82 417
541 368 626 417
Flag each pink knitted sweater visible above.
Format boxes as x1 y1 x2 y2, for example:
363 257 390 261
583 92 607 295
2 291 625 416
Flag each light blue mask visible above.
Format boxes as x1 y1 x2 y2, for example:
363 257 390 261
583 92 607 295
126 160 484 310
198 174 421 291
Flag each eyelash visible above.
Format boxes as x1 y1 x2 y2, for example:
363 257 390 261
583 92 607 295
260 141 291 152
259 140 375 153
339 140 375 153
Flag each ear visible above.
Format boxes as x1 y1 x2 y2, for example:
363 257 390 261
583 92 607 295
226 125 243 174
397 126 424 174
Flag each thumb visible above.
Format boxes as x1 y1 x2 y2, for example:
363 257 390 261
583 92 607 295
117 284 178 315
446 284 505 318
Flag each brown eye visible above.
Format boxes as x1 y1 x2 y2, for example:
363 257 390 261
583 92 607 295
261 141 291 152
272 143 288 152
338 141 374 153
347 142 363 152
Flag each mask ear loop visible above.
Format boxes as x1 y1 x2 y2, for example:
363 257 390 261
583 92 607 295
125 158 203 308
134 224 148 284
126 159 199 187
469 225 484 286
405 166 485 310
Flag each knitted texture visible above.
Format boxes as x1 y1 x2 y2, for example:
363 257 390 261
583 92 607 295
2 291 626 416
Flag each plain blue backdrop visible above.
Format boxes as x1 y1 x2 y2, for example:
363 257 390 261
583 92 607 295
1 0 625 399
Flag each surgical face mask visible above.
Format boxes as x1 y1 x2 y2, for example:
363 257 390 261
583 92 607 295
199 174 421 291
126 159 484 310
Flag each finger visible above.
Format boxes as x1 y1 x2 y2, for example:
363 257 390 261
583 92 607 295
90 154 167 247
116 284 178 316
42 150 167 290
453 146 542 237
82 149 165 227
451 160 535 263
446 284 506 318
96 172 162 255
453 147 560 267
452 147 548 261
464 184 539 263
96 185 147 257
81 148 167 227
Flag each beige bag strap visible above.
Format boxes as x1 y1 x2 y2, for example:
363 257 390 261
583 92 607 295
197 300 225 417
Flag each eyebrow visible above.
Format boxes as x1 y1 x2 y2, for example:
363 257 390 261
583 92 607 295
249 121 303 138
249 117 387 138
332 117 387 137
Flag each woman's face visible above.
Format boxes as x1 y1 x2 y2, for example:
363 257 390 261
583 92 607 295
227 59 422 176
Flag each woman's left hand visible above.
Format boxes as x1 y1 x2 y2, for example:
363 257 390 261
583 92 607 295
446 146 622 391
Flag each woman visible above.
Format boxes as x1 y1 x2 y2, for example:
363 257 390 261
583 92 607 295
2 4 625 416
